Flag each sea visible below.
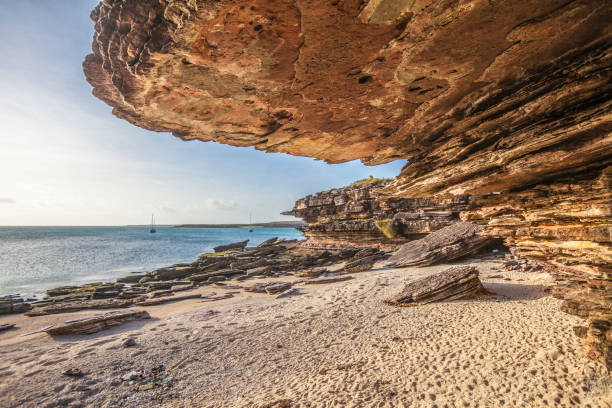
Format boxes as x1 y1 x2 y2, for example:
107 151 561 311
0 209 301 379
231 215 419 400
0 226 303 298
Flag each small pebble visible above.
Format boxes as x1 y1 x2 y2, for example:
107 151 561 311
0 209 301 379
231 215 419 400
122 338 136 348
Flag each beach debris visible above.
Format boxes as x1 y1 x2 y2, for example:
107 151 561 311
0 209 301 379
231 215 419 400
63 368 85 378
213 240 249 252
123 365 168 391
135 294 201 306
0 323 16 332
45 310 151 336
122 337 137 347
387 222 494 267
304 275 353 285
385 265 485 306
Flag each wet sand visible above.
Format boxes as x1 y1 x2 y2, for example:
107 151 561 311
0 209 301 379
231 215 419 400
0 259 610 408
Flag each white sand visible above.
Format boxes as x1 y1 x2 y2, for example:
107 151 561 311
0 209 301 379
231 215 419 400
0 259 610 408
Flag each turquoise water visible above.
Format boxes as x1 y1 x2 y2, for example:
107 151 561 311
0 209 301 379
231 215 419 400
0 226 303 298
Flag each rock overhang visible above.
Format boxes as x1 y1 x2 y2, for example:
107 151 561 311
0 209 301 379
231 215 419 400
84 0 611 369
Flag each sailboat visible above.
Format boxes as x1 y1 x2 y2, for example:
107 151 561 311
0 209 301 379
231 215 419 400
150 213 156 233
248 212 253 232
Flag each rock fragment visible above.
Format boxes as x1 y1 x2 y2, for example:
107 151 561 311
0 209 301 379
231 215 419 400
213 240 249 252
45 310 151 336
385 266 485 306
387 222 493 267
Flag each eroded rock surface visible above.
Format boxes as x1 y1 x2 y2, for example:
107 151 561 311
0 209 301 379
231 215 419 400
284 179 474 247
385 266 485 306
387 222 494 267
84 0 611 369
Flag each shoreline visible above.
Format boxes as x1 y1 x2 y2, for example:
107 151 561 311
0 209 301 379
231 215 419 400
0 228 303 300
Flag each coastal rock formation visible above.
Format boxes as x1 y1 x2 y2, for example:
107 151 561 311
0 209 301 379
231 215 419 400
284 180 474 247
385 266 485 306
84 1 611 368
387 222 494 267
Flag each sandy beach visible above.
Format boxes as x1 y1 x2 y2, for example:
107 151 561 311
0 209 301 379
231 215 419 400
0 259 609 408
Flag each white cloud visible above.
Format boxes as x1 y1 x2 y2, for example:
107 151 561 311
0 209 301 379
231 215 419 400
154 205 178 214
204 199 237 211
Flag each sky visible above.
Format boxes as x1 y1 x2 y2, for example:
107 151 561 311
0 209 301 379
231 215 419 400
0 1 405 226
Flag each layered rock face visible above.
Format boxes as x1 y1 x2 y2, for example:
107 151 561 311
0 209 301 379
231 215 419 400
283 180 474 247
84 1 611 368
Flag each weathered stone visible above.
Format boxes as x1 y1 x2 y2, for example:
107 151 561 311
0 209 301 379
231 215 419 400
297 267 328 278
264 282 293 295
0 323 15 332
122 337 136 347
285 182 477 248
25 299 134 316
275 288 300 299
388 222 494 267
152 266 196 281
45 310 151 336
343 254 380 274
135 293 201 306
116 274 148 283
171 283 195 292
246 266 270 277
144 281 173 291
257 237 278 247
385 266 485 306
213 240 249 253
304 276 353 285
0 297 32 315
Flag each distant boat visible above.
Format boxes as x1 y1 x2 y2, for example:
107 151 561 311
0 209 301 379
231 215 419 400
150 214 156 233
249 212 253 232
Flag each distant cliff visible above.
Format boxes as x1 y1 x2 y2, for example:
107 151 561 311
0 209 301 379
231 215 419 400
283 180 475 248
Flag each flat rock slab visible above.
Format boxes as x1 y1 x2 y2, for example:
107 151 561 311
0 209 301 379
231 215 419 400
385 266 485 306
135 294 202 306
387 222 493 267
214 240 249 252
304 275 354 285
275 288 300 299
45 310 151 336
343 254 380 273
265 282 293 295
0 323 16 332
25 299 134 317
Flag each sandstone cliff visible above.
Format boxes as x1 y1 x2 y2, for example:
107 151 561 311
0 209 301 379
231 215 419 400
84 0 611 369
283 179 474 248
